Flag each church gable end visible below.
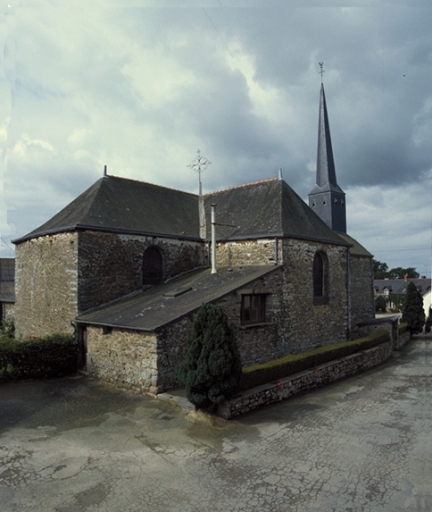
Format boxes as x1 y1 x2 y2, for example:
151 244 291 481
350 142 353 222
77 231 206 314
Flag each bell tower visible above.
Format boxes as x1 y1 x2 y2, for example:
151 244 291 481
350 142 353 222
308 72 346 233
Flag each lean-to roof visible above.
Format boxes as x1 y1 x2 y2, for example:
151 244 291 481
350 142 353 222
76 265 281 331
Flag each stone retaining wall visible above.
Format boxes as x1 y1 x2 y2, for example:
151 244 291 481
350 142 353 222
357 316 410 351
217 341 392 419
393 330 410 351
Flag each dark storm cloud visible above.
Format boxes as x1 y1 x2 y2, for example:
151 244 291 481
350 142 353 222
120 4 432 192
210 5 432 187
2 2 431 272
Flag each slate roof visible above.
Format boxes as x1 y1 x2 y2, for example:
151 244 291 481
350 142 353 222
0 258 15 303
204 178 349 246
374 278 431 295
13 176 201 244
309 84 344 196
338 233 372 257
14 174 351 248
77 265 281 331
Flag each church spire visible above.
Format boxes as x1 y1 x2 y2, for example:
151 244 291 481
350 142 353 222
309 77 346 233
316 83 338 188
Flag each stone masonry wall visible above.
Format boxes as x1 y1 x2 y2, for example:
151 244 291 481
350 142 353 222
280 239 349 352
349 254 374 332
218 341 393 419
215 271 282 366
152 270 283 392
78 231 206 312
153 244 352 392
14 233 78 338
157 316 194 391
215 238 282 267
86 326 159 394
394 330 411 350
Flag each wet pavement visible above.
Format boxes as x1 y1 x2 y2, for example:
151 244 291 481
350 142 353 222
0 336 430 512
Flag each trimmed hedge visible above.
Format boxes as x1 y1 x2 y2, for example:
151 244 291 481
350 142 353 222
0 334 78 380
240 330 390 391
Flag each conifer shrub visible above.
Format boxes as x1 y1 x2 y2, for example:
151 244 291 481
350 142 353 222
375 295 387 313
401 282 425 335
178 303 242 412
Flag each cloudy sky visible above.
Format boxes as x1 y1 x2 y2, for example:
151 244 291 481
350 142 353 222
1 1 431 276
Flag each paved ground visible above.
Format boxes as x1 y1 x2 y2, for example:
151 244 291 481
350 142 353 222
0 336 430 512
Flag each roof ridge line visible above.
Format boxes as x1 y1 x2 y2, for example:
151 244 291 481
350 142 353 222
206 177 278 196
105 174 198 198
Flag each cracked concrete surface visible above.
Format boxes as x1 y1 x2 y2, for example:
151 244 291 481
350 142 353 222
0 336 430 511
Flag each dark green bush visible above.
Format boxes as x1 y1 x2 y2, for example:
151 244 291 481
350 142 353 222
179 303 242 412
240 330 390 391
0 317 15 339
375 295 387 313
0 334 78 380
401 282 425 334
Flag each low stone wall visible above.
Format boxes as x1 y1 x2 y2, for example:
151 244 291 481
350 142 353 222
357 316 411 351
217 341 392 419
393 330 410 351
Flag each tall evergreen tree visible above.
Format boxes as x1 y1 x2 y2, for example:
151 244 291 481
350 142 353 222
178 303 242 412
401 282 425 335
375 295 387 313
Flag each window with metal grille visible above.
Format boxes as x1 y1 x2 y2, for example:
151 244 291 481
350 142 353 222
142 246 163 285
241 294 266 325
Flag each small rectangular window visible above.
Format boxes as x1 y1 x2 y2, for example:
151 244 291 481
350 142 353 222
102 326 113 335
241 294 266 325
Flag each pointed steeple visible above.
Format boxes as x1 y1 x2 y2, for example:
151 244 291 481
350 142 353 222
316 84 338 189
309 83 346 233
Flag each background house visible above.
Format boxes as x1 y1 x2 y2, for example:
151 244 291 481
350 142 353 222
374 277 431 312
0 258 15 328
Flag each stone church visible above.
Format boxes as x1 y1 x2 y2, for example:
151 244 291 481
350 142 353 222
13 85 374 394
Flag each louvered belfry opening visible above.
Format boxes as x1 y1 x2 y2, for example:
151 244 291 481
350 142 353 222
142 246 163 285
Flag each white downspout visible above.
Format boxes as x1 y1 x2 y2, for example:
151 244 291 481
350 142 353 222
211 204 217 274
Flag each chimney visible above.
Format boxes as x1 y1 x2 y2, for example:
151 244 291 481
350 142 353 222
211 204 217 274
404 273 408 282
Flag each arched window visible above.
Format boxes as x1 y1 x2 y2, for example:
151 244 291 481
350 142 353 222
313 251 327 299
142 246 163 285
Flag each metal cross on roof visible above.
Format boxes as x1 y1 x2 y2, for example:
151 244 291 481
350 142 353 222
319 62 325 83
187 149 212 195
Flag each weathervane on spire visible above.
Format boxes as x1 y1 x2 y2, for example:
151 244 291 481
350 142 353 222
319 62 325 83
187 149 212 196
